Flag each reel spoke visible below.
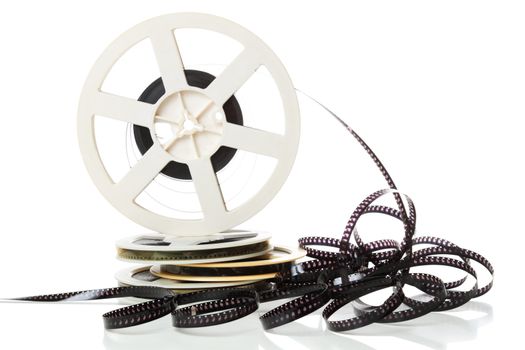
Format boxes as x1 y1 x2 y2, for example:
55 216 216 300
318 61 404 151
150 29 187 93
188 157 227 219
206 49 260 105
115 145 172 200
93 92 155 127
222 122 285 158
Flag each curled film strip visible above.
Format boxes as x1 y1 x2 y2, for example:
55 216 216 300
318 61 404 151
5 13 493 333
8 93 494 331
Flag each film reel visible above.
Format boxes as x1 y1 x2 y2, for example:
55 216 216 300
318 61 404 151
150 265 276 282
115 265 259 290
150 245 307 282
116 230 273 264
77 13 300 236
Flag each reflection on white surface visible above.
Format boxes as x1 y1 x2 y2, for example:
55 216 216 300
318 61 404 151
103 301 493 350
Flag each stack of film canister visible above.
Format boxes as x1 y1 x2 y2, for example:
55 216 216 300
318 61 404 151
76 13 305 294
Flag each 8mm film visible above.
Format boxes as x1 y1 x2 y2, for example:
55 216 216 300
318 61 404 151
3 12 494 335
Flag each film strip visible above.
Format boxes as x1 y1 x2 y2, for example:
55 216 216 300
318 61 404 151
7 95 494 331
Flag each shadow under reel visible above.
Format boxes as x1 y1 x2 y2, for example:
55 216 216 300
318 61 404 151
9 12 493 333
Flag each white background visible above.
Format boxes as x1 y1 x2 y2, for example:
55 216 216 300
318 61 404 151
0 1 522 349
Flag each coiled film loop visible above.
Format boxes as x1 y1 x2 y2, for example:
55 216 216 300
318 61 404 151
7 93 494 332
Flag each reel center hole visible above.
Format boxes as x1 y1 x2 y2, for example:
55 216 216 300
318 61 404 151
183 119 198 131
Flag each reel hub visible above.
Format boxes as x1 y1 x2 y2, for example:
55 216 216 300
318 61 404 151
133 70 243 180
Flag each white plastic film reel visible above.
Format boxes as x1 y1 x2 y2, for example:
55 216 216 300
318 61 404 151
78 13 300 236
